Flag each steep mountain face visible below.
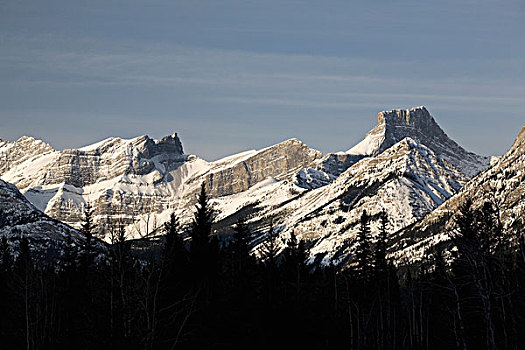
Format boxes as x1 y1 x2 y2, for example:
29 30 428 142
0 105 496 267
2 134 197 234
296 106 488 190
295 152 362 189
0 179 104 261
198 138 322 197
0 136 60 190
392 123 525 264
233 137 468 265
1 134 321 240
347 106 490 177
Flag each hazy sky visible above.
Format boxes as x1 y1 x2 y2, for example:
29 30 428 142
1 0 524 160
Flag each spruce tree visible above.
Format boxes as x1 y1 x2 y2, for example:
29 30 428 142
15 236 31 274
355 210 372 280
375 209 389 279
232 217 251 280
190 183 215 279
80 203 96 269
61 233 77 272
261 222 278 269
0 235 11 270
0 235 11 341
163 212 186 269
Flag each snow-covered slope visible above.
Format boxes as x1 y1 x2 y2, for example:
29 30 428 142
0 134 321 241
391 123 525 265
347 106 490 177
0 106 499 268
221 137 468 266
296 106 489 190
0 178 105 261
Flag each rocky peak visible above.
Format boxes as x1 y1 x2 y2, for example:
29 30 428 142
139 133 184 158
393 122 525 265
37 133 187 188
378 106 444 144
347 106 490 178
0 136 56 176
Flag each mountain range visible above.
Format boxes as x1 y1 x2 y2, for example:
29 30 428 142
1 106 522 266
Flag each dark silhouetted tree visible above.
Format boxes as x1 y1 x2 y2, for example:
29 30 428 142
355 210 372 280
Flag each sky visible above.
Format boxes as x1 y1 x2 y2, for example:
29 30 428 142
1 0 524 160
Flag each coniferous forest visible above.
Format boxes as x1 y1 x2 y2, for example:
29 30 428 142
1 185 525 350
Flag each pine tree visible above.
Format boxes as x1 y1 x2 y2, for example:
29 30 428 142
60 233 77 272
0 235 11 270
355 210 372 280
16 237 32 274
163 212 186 269
232 217 251 280
80 203 96 269
14 236 33 350
190 183 215 279
0 235 12 342
375 209 389 279
261 222 279 269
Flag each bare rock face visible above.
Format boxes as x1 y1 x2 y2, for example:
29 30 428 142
202 139 322 197
0 133 191 238
347 106 490 177
0 133 322 240
0 107 500 268
0 137 59 190
41 134 185 188
0 136 55 174
297 106 489 190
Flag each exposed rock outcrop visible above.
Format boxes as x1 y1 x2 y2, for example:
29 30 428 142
200 139 322 197
347 106 490 177
0 133 322 240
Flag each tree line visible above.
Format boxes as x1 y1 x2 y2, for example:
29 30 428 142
1 185 525 349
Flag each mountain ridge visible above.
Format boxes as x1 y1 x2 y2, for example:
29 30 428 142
0 106 499 267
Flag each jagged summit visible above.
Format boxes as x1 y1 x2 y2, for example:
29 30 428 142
347 106 490 177
78 133 184 156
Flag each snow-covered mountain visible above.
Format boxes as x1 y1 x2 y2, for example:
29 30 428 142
346 106 490 177
295 106 489 190
0 134 321 241
390 123 525 265
218 137 469 265
0 106 497 266
0 178 104 260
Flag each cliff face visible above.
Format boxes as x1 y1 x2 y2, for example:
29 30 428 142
0 133 322 240
296 106 489 190
0 106 504 268
0 136 56 174
347 106 490 177
202 139 322 197
0 137 60 190
41 134 185 188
